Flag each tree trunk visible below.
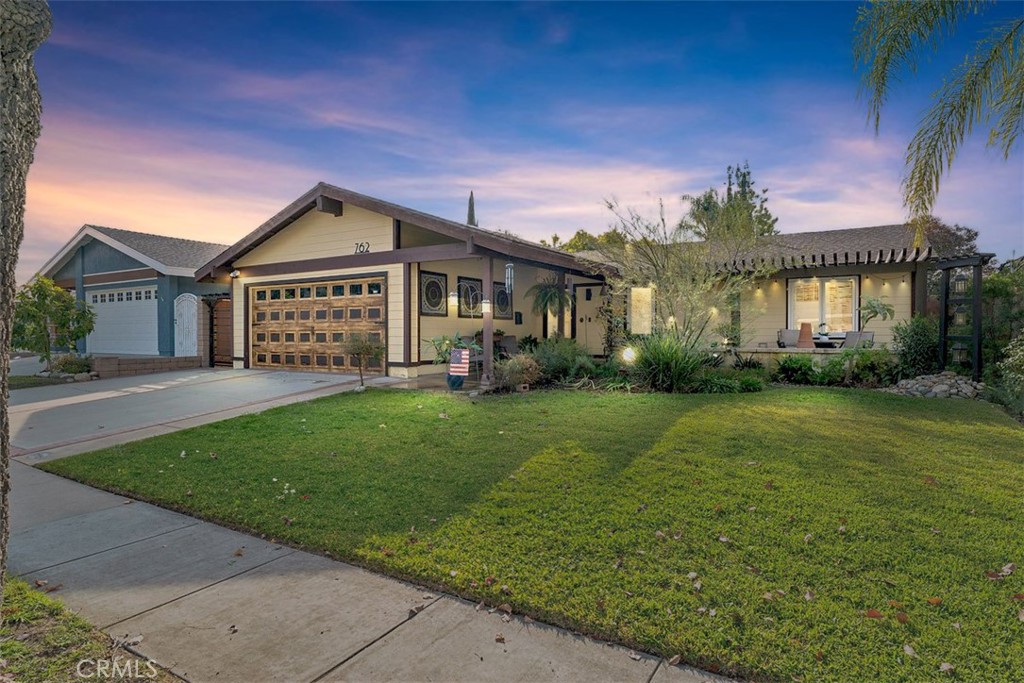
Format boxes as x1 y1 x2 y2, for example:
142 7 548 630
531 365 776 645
0 0 52 611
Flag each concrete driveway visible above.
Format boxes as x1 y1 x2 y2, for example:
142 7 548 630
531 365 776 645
11 367 391 463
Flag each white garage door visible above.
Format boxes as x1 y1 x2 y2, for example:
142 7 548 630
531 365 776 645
86 286 159 355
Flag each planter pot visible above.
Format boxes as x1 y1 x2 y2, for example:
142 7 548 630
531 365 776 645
446 373 465 390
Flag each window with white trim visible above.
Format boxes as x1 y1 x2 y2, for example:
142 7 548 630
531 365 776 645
788 276 858 334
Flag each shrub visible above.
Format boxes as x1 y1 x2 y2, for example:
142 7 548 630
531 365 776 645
734 354 764 371
693 372 742 394
530 337 589 383
568 355 597 380
892 315 940 378
737 374 766 392
997 335 1024 391
50 354 91 374
815 356 847 386
518 334 540 352
493 354 542 391
773 354 816 384
631 334 706 392
848 349 899 387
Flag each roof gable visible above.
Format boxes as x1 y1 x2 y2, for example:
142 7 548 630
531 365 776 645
39 225 229 279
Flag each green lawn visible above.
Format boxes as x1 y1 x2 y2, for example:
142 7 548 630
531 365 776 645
0 578 174 682
41 388 1024 681
9 375 63 390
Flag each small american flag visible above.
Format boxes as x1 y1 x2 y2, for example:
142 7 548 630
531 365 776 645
448 348 470 376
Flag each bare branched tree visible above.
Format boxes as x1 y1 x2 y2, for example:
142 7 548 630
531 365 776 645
1 0 52 609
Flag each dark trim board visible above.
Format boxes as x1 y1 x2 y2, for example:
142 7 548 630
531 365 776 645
234 244 469 279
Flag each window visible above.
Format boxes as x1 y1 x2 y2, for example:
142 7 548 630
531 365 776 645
256 290 267 301
316 286 329 298
299 287 312 299
117 292 124 302
145 290 152 300
284 332 295 343
100 294 106 303
299 332 311 343
367 307 382 320
256 333 266 343
349 308 362 320
315 309 327 320
331 308 345 320
284 310 296 321
349 283 363 296
270 333 281 343
255 311 266 322
135 291 143 301
270 311 281 321
315 332 327 343
788 277 858 334
332 332 344 343
299 310 311 321
368 282 382 295
283 288 296 300
331 285 345 297
91 294 98 303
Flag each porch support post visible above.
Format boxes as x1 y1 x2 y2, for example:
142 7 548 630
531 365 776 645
971 263 983 382
938 268 949 371
481 256 494 386
556 270 566 337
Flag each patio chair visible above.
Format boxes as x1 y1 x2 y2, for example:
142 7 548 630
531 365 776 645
777 329 799 348
842 331 874 349
460 336 485 374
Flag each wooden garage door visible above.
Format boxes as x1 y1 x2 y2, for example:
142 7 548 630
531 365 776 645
249 276 386 373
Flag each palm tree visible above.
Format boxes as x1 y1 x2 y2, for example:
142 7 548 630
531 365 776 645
854 1 1023 242
1 0 52 611
525 277 572 328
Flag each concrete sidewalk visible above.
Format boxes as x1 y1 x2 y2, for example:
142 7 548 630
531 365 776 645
9 462 726 683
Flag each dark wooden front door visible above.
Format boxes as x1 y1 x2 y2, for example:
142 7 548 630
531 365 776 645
212 297 233 366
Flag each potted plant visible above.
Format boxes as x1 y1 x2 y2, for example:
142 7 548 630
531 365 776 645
427 333 482 390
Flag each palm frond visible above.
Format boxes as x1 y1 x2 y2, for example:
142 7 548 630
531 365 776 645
854 0 989 132
902 16 1024 218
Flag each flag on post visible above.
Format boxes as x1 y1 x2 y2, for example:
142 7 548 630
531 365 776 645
449 348 470 376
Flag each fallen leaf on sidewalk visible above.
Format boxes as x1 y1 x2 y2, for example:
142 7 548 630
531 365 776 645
43 584 63 593
498 603 512 614
122 500 133 505
628 651 642 661
408 605 426 618
33 580 47 588
495 633 505 643
232 548 245 557
667 655 681 666
228 625 238 634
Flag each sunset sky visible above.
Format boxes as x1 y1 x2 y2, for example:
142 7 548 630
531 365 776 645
22 1 1023 282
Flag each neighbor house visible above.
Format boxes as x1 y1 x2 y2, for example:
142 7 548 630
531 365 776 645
195 183 606 380
38 225 229 360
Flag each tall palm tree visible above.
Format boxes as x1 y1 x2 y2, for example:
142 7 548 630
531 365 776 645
854 1 1023 243
0 0 52 609
525 277 572 332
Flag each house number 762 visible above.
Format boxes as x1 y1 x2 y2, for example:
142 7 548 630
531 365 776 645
354 242 370 254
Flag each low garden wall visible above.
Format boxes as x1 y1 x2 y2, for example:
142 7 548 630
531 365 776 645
92 355 202 378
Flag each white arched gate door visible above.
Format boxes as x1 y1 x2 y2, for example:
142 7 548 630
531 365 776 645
174 293 199 357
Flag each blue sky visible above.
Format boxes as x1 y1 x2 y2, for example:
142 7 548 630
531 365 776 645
22 1 1023 281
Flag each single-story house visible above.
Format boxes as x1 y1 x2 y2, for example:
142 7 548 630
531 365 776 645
38 225 229 358
736 224 935 349
195 183 606 380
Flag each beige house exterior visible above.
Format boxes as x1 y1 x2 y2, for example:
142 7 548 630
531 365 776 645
196 183 604 381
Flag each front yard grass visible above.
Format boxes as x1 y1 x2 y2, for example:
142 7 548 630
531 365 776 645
41 388 1024 682
0 577 174 682
9 375 63 390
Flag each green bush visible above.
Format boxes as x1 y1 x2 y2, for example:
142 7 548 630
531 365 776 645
733 353 764 371
849 348 899 387
568 355 597 380
630 334 706 393
50 354 91 374
892 315 940 378
693 372 742 394
530 337 590 383
773 354 816 384
736 374 766 392
815 356 848 386
518 334 540 352
997 334 1024 391
493 354 542 391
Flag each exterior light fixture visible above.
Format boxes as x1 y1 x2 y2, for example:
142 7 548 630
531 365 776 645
621 346 637 364
448 291 458 307
952 273 968 295
953 306 968 327
951 342 969 365
481 299 492 314
229 270 240 278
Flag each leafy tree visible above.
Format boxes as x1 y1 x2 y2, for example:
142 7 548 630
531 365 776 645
560 228 628 254
539 233 562 248
1 0 52 612
343 334 385 387
13 277 95 370
525 276 572 333
684 162 778 240
855 1 1023 231
599 195 776 348
919 214 979 257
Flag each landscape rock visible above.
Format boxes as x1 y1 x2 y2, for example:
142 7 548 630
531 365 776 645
884 371 985 400
73 372 91 382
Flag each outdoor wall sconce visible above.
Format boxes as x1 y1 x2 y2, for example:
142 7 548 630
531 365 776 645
481 299 492 314
448 291 458 307
953 306 968 327
953 273 968 295
229 270 240 278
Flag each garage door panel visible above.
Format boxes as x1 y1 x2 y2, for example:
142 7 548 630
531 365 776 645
86 285 159 355
250 276 386 373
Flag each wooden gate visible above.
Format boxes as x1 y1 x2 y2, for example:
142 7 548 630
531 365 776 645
211 297 233 366
174 293 199 357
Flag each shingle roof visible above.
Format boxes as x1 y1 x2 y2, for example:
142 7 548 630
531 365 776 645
88 225 229 270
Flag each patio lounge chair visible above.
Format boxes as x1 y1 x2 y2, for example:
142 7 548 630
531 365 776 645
841 331 874 349
777 329 799 348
